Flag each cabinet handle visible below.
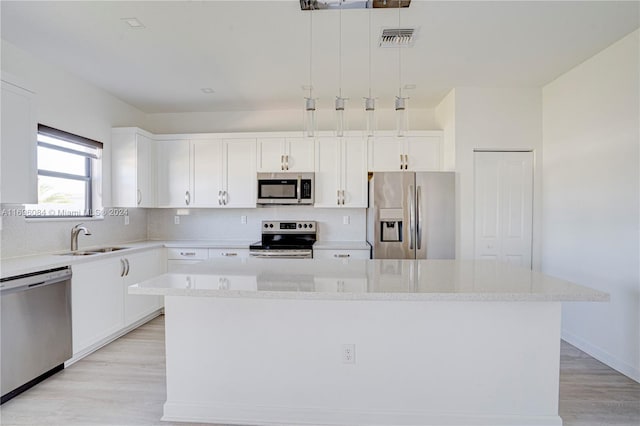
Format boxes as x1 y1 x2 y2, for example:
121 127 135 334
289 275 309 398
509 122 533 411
405 154 409 170
334 254 350 258
180 252 196 256
218 190 222 206
120 259 126 277
137 189 142 205
124 258 130 276
222 252 238 257
337 190 340 206
185 191 191 206
223 191 228 205
341 190 345 205
400 154 403 170
285 154 289 170
281 154 284 170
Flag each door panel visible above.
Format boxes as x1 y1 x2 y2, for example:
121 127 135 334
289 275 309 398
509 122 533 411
474 151 533 269
314 137 341 207
415 172 455 259
286 138 314 172
369 137 403 171
224 139 256 207
156 139 190 207
192 140 223 207
257 138 285 172
406 136 441 171
341 137 367 207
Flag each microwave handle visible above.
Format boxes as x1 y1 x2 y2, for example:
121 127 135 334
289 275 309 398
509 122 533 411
297 175 302 203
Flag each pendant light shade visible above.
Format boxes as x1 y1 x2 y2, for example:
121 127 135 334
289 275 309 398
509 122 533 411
335 96 347 137
364 97 376 137
395 96 408 137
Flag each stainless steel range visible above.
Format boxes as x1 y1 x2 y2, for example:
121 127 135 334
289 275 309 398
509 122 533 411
249 221 316 259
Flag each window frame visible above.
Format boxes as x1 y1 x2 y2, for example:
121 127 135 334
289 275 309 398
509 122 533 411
26 124 103 219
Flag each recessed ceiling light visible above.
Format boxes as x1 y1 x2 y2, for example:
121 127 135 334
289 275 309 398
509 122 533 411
201 88 215 94
121 17 145 29
403 84 417 90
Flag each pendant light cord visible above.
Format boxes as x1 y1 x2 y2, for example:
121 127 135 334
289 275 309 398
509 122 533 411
368 5 372 99
338 2 342 98
398 1 402 99
309 10 313 99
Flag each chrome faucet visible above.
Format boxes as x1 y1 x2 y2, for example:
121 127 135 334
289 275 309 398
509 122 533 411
70 223 92 251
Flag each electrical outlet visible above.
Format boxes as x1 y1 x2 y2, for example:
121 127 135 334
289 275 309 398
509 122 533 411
342 344 356 364
241 215 247 224
343 215 350 225
124 215 130 225
174 216 180 225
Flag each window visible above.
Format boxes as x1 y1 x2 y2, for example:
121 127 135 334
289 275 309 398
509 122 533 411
26 125 103 218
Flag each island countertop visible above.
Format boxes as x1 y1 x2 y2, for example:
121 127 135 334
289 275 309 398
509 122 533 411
129 258 608 302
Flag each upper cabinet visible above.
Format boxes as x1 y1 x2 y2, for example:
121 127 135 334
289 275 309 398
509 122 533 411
257 137 314 172
314 137 367 208
1 80 37 204
156 138 256 208
368 134 442 172
112 128 156 207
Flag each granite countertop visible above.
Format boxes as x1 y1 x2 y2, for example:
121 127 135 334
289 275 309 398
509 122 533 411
0 240 369 278
129 258 609 302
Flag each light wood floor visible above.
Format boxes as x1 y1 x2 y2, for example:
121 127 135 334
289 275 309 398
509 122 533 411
1 315 638 426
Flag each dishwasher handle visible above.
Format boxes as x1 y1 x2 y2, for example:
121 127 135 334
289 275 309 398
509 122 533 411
0 268 72 294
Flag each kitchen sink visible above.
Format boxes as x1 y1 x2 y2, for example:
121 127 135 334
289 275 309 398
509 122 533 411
58 247 129 256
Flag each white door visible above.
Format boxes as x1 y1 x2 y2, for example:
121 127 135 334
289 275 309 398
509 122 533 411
136 134 156 207
123 249 164 325
474 151 533 268
368 136 403 171
257 138 285 172
314 137 341 207
286 138 315 172
341 137 367 208
405 136 441 171
224 139 256 207
192 139 223 207
156 139 190 207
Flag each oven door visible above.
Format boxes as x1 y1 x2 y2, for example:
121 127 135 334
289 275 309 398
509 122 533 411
249 249 313 259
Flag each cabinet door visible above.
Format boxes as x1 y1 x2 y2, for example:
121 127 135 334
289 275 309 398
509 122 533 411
313 249 370 260
192 139 223 207
223 139 256 208
156 139 190 207
111 130 137 207
368 136 403 172
71 258 124 355
405 136 442 171
167 259 203 272
257 138 285 172
208 248 250 259
123 249 164 326
286 138 315 172
341 137 368 208
1 81 37 204
314 137 341 207
136 134 156 207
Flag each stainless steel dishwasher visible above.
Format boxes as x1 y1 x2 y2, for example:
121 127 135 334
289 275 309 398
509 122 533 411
1 267 72 404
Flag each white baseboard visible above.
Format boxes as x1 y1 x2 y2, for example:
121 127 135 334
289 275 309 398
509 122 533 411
163 401 562 426
562 330 640 383
65 310 162 367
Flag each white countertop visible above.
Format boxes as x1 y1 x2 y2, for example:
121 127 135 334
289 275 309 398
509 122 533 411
0 240 368 278
129 258 609 302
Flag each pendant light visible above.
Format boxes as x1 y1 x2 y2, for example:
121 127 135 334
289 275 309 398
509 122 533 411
364 5 376 137
395 1 409 137
335 1 347 137
304 9 317 137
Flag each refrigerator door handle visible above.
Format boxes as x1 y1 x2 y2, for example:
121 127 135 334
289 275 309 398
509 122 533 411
416 185 422 251
408 185 415 250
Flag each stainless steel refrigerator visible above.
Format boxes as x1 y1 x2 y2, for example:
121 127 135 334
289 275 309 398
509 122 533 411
367 172 455 259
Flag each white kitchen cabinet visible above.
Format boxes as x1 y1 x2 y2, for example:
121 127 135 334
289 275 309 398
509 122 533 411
111 128 156 207
314 137 367 208
72 258 125 355
72 249 164 356
208 248 250 259
257 137 314 172
312 248 370 260
167 247 208 271
369 134 442 172
156 138 256 208
156 139 191 207
1 80 37 204
123 249 165 326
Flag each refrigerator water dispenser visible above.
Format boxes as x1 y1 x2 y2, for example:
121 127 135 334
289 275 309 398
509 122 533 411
379 209 403 242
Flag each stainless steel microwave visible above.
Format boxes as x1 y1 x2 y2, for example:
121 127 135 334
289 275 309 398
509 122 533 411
257 173 314 205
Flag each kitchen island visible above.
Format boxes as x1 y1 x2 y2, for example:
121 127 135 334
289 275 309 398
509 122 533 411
130 259 607 426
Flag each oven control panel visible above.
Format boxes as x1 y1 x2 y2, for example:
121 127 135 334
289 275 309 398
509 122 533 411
261 221 316 233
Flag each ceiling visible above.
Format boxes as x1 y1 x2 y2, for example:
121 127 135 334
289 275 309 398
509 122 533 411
1 1 638 114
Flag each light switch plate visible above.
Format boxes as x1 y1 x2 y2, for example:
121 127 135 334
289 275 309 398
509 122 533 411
174 216 180 225
343 215 350 225
241 215 247 224
124 215 130 225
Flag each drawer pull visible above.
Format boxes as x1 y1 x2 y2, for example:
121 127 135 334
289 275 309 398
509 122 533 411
180 252 196 256
222 252 238 257
334 254 350 258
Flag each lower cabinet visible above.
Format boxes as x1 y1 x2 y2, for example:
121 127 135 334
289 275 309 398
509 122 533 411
208 248 249 259
313 248 371 260
167 247 208 272
71 248 164 356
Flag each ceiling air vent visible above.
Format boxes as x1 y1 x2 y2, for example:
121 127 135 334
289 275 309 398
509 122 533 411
379 28 415 47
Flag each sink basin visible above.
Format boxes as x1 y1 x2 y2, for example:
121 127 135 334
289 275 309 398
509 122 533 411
89 247 128 253
59 251 98 256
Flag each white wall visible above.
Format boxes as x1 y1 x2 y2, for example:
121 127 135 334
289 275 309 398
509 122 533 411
0 39 150 258
146 107 438 134
434 89 456 171
542 30 640 381
148 207 366 243
451 87 543 267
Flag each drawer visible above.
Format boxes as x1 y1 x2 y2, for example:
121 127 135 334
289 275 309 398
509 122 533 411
208 248 250 259
167 248 208 260
313 249 371 260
